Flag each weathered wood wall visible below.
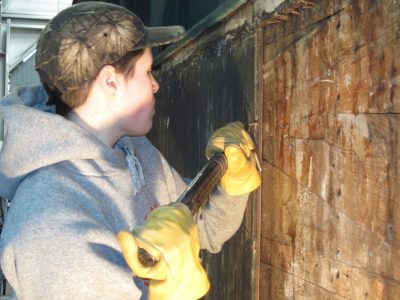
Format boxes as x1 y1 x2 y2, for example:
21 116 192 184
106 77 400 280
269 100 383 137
141 1 286 299
150 24 258 299
259 0 400 298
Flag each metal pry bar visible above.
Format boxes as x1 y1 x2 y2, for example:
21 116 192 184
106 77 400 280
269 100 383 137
178 152 228 215
137 153 227 268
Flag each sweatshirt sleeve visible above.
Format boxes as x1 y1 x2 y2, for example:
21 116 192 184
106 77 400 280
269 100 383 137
149 140 251 254
169 167 250 253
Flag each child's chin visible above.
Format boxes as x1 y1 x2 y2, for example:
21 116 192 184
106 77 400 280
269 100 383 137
136 123 153 136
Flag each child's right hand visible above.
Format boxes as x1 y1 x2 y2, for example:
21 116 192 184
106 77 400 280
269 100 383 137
117 202 210 300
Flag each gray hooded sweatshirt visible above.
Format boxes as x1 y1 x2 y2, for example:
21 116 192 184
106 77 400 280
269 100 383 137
0 86 249 300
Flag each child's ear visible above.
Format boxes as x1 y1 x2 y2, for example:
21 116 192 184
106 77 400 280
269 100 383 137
97 65 120 96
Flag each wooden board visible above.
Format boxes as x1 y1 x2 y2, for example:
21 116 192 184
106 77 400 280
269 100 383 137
151 25 258 300
259 0 400 298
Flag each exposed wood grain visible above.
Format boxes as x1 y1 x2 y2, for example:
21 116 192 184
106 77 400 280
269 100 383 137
260 263 294 299
152 24 257 300
260 0 400 298
254 26 265 300
262 162 400 299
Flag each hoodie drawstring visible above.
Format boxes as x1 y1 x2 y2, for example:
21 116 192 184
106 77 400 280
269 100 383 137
119 145 145 194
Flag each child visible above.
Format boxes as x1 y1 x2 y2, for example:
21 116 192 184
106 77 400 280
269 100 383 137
0 2 260 299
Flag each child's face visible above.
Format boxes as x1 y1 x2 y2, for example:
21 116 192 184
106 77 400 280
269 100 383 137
114 47 159 136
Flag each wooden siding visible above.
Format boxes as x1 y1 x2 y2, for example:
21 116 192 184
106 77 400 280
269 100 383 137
259 0 400 299
150 25 258 300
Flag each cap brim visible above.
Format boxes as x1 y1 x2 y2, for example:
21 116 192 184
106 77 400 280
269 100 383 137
134 25 186 50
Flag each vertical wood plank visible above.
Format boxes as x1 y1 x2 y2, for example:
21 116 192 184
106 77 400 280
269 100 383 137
259 0 400 298
152 23 258 299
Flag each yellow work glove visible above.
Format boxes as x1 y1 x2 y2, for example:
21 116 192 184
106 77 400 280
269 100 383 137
205 121 261 196
117 203 210 300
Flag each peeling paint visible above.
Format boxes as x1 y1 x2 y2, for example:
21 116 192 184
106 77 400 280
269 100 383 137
338 114 370 139
165 116 170 129
217 33 234 56
344 74 352 88
284 277 294 297
295 149 304 182
254 0 283 17
321 152 329 201
307 155 313 189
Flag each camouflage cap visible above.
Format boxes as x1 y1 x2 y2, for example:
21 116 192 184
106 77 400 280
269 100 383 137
35 1 185 95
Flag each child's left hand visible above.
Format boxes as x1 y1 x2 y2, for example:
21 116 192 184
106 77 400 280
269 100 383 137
205 121 261 196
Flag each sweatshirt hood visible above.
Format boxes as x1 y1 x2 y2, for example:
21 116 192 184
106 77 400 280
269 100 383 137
0 85 126 199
